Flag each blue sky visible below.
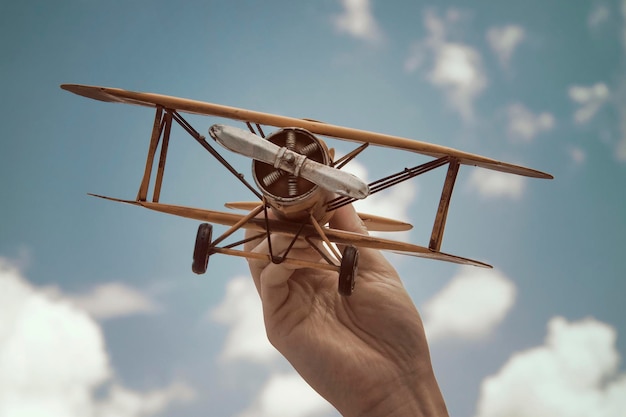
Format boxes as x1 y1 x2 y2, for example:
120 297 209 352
1 1 625 416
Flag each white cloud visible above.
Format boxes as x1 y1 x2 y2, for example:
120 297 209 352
406 9 487 122
486 25 525 68
66 282 160 320
354 181 415 231
0 260 111 416
422 267 516 342
236 372 333 417
96 381 195 417
588 3 610 29
568 146 586 165
617 3 626 162
332 0 383 44
475 317 626 417
210 276 278 364
340 159 417 233
623 0 626 45
429 43 487 122
467 168 526 200
506 102 555 141
617 131 626 162
0 257 195 417
568 83 609 125
404 42 425 73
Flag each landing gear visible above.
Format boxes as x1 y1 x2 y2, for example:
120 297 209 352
338 245 359 296
192 223 213 274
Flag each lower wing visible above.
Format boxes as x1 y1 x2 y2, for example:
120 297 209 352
224 201 412 232
90 194 491 268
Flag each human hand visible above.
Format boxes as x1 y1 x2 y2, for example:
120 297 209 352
244 204 448 417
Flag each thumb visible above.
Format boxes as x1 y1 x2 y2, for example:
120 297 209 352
329 204 368 236
329 204 397 276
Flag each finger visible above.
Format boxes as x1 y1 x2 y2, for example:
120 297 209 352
244 228 266 253
250 234 310 262
330 204 400 283
244 205 277 252
257 244 326 311
328 204 366 258
247 234 314 293
246 234 290 292
258 261 293 309
244 208 276 284
329 203 368 236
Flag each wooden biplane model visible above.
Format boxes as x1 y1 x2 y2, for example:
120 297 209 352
61 84 552 296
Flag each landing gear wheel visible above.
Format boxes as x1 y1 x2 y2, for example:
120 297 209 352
338 245 359 296
192 223 213 274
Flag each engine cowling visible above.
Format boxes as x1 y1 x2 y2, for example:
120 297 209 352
252 127 334 222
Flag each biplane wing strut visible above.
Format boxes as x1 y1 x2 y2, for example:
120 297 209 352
61 84 553 179
88 193 491 269
60 83 557 296
112 102 477 269
136 106 263 204
430 158 460 252
137 106 166 202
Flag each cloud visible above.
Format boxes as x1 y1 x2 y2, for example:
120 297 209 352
404 42 425 73
568 83 609 125
422 267 516 342
429 43 487 122
65 282 160 320
617 128 626 162
506 102 555 141
340 159 417 235
0 257 195 417
486 25 525 68
405 9 487 122
617 1 626 161
588 3 610 29
623 0 626 45
236 372 333 417
96 381 195 417
0 259 111 416
475 317 626 417
354 181 415 226
332 0 383 44
568 146 586 165
466 169 526 200
210 276 278 364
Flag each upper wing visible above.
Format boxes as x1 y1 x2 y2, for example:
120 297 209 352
89 194 490 268
63 84 552 179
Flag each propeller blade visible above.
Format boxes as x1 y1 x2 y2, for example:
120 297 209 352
209 124 278 165
209 124 369 199
300 161 369 199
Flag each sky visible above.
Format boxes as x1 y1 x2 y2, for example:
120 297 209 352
1 0 625 416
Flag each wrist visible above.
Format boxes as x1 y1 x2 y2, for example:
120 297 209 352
341 370 448 417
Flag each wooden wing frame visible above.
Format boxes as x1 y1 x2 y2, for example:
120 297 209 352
62 84 552 270
89 194 491 269
61 84 553 178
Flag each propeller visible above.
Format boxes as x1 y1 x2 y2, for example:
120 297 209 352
209 124 369 199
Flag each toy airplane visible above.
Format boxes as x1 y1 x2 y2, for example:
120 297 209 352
61 84 552 296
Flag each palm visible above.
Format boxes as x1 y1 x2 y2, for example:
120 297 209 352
245 205 439 416
266 263 429 402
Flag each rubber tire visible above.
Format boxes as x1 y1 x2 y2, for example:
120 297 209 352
338 245 359 296
192 223 213 274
